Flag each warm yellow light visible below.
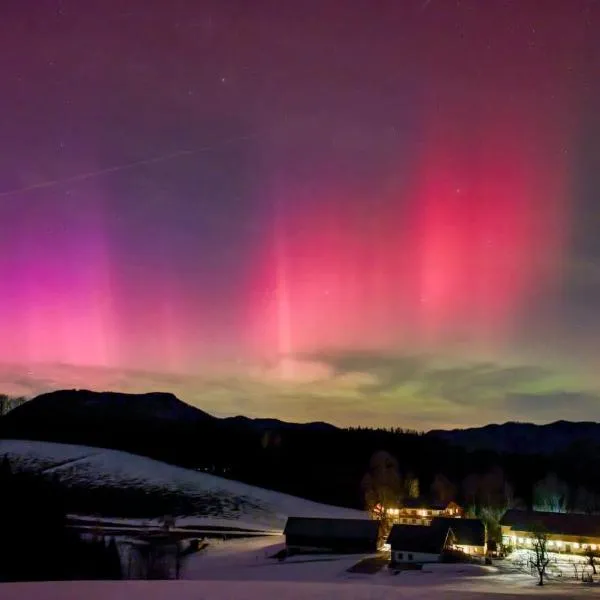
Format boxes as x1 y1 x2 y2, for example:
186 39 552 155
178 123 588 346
591 545 597 551
418 510 427 517
573 542 579 549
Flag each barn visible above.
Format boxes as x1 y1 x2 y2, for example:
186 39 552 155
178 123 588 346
283 517 379 554
387 523 454 565
432 517 487 557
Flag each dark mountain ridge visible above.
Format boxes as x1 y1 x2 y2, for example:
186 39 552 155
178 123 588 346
426 419 600 455
7 389 216 424
1 389 599 510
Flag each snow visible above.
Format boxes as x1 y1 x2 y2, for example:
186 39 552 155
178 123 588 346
2 440 599 597
1 575 598 599
0 439 368 530
507 548 596 582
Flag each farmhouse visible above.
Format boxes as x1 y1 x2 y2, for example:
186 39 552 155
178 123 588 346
501 510 600 554
386 498 463 525
284 517 379 554
387 523 454 565
432 517 487 557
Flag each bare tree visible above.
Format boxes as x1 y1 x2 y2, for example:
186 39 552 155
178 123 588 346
0 395 27 416
463 467 514 542
361 450 403 546
530 528 550 586
404 472 419 499
574 486 600 515
584 545 598 575
480 466 514 510
431 473 457 505
533 473 569 513
568 557 584 581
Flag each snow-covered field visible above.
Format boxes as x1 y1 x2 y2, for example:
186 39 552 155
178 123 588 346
2 536 598 600
2 439 599 597
508 548 595 581
0 439 367 530
3 580 597 600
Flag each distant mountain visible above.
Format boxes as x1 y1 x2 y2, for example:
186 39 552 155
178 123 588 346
427 420 600 455
0 389 342 486
0 389 340 439
3 389 600 510
223 415 337 433
4 389 216 425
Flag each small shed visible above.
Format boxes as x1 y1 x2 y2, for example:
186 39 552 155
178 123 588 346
432 517 487 556
284 517 379 554
387 523 453 565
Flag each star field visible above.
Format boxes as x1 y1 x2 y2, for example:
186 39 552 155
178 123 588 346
0 0 599 428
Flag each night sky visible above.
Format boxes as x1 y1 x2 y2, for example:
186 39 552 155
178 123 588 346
1 0 599 429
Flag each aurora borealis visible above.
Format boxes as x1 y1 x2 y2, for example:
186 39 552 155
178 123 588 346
1 1 599 428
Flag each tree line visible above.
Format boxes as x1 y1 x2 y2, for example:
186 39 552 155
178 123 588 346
359 449 600 543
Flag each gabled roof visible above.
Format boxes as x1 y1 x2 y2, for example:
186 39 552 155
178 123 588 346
387 523 452 554
432 517 486 547
501 510 600 538
284 517 379 541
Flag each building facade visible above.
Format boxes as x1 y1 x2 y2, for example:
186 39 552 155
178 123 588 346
501 510 600 555
433 517 487 557
385 499 463 526
284 517 380 554
387 523 454 565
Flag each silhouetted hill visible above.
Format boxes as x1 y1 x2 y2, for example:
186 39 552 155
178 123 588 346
5 389 216 424
0 390 347 503
2 390 600 510
223 415 338 433
427 420 600 454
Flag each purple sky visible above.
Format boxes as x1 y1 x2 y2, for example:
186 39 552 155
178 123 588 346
1 0 599 429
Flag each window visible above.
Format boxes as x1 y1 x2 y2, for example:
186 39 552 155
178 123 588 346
412 519 417 524
408 553 413 561
398 552 404 560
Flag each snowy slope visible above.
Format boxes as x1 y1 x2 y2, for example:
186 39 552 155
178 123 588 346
0 439 368 530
